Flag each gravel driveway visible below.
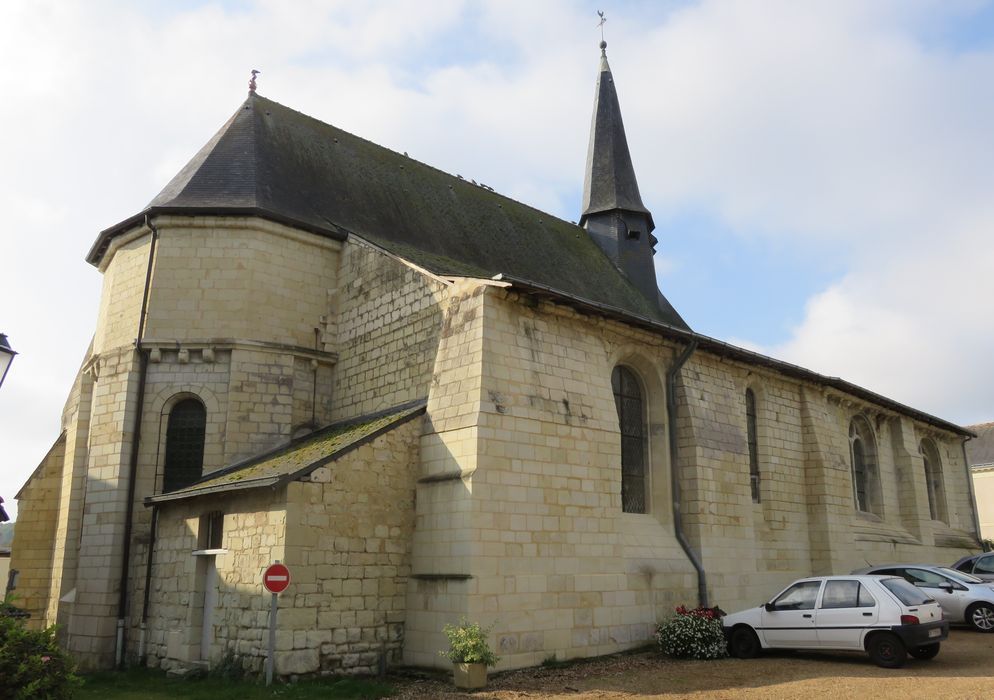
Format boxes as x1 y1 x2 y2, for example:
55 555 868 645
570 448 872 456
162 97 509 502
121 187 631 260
393 629 994 699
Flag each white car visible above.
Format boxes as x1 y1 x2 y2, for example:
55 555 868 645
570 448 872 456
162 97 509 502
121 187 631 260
723 575 948 668
853 564 994 632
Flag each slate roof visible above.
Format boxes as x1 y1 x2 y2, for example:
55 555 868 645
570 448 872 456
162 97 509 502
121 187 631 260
580 47 653 230
145 401 425 504
89 92 687 330
966 422 994 467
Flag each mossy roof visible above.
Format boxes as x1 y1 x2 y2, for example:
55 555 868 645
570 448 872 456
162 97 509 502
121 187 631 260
146 401 425 504
89 92 685 329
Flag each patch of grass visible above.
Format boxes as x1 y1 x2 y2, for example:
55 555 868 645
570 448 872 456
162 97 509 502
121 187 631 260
76 667 394 700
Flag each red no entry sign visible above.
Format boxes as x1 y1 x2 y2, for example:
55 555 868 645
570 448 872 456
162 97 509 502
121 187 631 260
263 562 291 594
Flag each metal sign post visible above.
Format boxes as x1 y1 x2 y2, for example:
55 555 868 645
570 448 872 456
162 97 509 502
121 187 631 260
263 561 291 686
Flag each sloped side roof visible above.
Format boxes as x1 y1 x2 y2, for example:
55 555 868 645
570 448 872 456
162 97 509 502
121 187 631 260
88 93 685 329
15 431 67 500
146 401 425 504
966 422 994 467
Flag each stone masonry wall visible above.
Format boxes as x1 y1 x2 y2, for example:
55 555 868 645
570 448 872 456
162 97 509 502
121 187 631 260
143 217 340 348
407 283 697 669
975 467 994 540
279 417 422 676
407 284 976 670
330 239 447 420
145 489 287 672
8 435 65 628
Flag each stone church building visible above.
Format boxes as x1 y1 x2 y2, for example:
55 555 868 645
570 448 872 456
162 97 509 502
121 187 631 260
11 44 981 675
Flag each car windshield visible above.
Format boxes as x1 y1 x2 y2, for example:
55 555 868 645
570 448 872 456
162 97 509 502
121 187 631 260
938 567 983 584
881 577 934 606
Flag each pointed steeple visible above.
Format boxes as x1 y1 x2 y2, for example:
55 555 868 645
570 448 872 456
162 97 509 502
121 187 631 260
579 40 681 322
580 41 653 231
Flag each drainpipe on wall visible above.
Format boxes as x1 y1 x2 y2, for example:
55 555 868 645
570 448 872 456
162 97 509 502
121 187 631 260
138 504 159 663
961 437 984 548
667 340 707 607
115 215 159 668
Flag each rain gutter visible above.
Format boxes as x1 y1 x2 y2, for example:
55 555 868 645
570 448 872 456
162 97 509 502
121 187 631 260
115 214 158 667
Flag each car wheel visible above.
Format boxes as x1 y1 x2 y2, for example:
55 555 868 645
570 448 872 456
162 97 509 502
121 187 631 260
729 626 761 659
867 632 906 668
908 643 940 660
967 603 994 632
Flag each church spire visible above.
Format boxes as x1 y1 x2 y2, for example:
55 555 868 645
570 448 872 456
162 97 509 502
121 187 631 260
580 40 653 229
579 39 663 307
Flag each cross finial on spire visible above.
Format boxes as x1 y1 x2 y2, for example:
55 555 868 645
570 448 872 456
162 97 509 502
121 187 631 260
597 10 607 52
249 69 261 94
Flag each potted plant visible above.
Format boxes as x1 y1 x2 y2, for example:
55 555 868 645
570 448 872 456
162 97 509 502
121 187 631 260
440 618 499 689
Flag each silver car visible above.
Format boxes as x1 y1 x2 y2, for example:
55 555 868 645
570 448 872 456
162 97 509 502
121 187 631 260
853 564 994 632
952 553 994 582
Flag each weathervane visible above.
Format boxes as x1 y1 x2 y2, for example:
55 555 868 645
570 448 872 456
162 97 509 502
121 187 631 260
249 69 261 93
597 10 607 48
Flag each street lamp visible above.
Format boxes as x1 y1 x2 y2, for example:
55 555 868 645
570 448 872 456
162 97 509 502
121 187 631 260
0 333 16 390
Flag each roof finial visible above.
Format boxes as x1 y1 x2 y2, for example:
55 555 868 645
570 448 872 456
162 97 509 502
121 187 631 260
249 69 261 94
597 10 607 52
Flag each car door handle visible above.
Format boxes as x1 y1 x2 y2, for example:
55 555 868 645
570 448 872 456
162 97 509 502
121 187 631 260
862 612 873 617
803 614 812 618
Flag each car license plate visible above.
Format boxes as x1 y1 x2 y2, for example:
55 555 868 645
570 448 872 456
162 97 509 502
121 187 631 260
928 628 941 638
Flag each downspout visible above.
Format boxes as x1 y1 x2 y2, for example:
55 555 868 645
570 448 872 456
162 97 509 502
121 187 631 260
116 215 159 667
961 437 984 548
138 504 159 663
667 340 707 607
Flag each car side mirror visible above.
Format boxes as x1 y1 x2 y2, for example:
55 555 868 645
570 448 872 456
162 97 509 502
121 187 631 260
940 583 954 593
764 602 776 612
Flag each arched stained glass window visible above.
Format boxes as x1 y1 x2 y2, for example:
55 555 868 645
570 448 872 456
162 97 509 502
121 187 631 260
612 366 647 513
164 398 206 492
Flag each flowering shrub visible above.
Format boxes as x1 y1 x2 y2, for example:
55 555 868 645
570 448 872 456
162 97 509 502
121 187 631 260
656 606 728 660
440 618 500 667
0 613 80 699
674 605 726 620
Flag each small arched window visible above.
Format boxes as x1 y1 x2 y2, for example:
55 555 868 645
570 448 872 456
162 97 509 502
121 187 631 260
746 389 760 503
612 366 647 513
920 439 947 523
164 398 207 492
849 416 881 515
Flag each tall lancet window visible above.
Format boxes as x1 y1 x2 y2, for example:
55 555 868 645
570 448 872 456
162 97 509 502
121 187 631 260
920 439 947 523
849 416 881 515
746 389 760 503
164 398 207 492
612 366 647 513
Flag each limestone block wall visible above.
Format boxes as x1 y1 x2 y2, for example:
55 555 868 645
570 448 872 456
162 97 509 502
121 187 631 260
279 417 421 676
142 217 340 348
144 490 287 672
974 467 994 541
8 434 66 628
407 284 697 670
330 239 447 420
674 348 976 609
677 353 811 607
92 233 152 355
46 369 95 629
405 282 487 667
62 346 145 669
408 284 977 669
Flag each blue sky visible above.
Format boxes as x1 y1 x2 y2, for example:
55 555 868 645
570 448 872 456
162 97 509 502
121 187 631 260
2 0 994 519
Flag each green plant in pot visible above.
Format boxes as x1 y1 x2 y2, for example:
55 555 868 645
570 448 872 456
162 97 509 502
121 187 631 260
440 618 499 689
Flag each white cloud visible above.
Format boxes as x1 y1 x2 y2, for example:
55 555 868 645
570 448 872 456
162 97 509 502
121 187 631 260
2 0 993 519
